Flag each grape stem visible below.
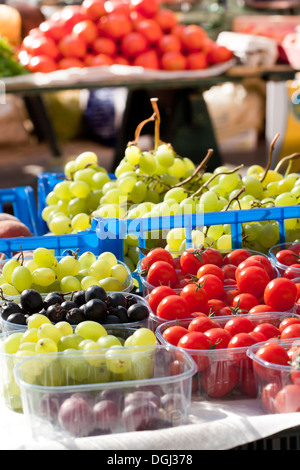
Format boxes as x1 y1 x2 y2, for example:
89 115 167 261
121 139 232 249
274 152 300 176
260 133 280 183
223 186 246 211
150 98 161 153
127 113 156 151
173 149 214 188
191 164 244 198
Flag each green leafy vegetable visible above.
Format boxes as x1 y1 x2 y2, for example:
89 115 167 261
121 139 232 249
0 36 28 77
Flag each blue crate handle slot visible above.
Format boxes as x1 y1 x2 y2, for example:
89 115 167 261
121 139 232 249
0 186 39 236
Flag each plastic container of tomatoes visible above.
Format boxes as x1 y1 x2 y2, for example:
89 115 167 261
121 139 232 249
138 247 275 296
247 337 300 414
268 242 300 281
155 312 300 400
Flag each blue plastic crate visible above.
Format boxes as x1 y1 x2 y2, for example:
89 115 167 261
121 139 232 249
0 186 39 236
0 229 102 259
92 205 300 261
37 172 116 235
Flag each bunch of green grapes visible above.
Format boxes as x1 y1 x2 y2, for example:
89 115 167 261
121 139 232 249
42 151 112 235
0 248 130 295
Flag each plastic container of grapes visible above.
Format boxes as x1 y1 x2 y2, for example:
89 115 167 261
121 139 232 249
0 291 150 334
0 325 143 413
247 337 300 414
268 242 300 281
137 248 277 296
155 312 300 401
13 343 197 441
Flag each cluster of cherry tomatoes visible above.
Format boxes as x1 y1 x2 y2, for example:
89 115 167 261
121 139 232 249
17 0 233 73
158 314 300 399
250 340 300 414
142 246 299 322
271 243 300 278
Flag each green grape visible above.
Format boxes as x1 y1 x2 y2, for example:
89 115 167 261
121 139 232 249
242 175 263 199
199 190 219 212
58 349 89 383
97 335 122 348
60 276 81 292
210 184 228 198
231 199 251 211
130 181 147 203
82 341 105 367
216 234 232 250
127 204 149 218
46 191 59 206
57 334 85 352
92 172 110 190
179 198 198 215
2 259 21 283
27 313 51 330
88 259 111 280
81 276 99 290
67 197 88 218
163 198 180 215
69 181 91 199
118 175 137 195
155 143 175 167
139 151 157 175
125 234 139 247
124 256 135 272
57 199 69 215
2 332 24 354
56 256 80 278
33 247 57 268
130 354 154 380
64 160 77 179
207 225 223 241
110 264 128 284
49 215 72 235
32 267 56 287
20 328 39 344
243 222 262 242
41 205 57 222
125 144 141 165
246 164 264 176
75 151 98 170
115 161 135 178
38 323 63 345
75 321 107 342
35 337 58 356
217 197 228 211
55 321 73 337
99 277 124 292
105 346 131 374
218 172 240 192
183 157 195 175
166 227 186 251
128 246 139 266
261 170 283 187
191 229 205 247
71 213 91 232
92 203 126 219
11 266 32 292
86 190 103 211
78 251 97 270
168 157 186 179
17 342 36 353
259 223 279 248
128 328 156 346
0 283 19 296
164 187 187 203
73 167 96 186
53 180 72 200
291 186 300 198
102 188 125 205
285 218 298 231
275 193 297 207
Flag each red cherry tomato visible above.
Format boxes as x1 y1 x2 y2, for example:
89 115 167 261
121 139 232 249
261 382 281 413
224 316 254 336
227 332 258 366
232 293 259 312
280 323 300 340
187 316 219 333
206 298 227 316
201 362 239 398
220 288 240 306
146 261 177 288
180 249 204 275
198 274 224 300
253 342 290 381
253 323 280 340
249 330 267 343
236 266 270 299
201 248 223 267
283 264 300 280
276 249 299 266
221 263 237 281
180 282 209 314
240 366 257 398
156 295 191 321
197 263 224 282
279 317 300 334
162 325 188 346
204 328 232 349
147 285 177 314
248 304 275 314
247 255 275 279
177 331 210 372
140 248 174 270
223 249 251 266
264 278 298 311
